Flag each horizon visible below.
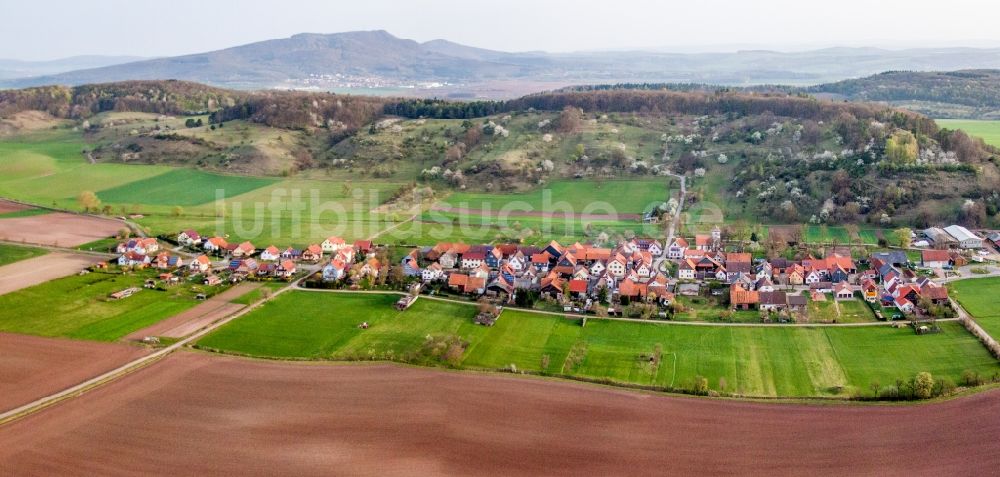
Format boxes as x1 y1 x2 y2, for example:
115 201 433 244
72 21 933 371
4 0 1000 61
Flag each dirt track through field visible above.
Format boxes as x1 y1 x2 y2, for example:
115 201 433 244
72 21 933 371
0 201 27 214
0 253 103 296
0 212 121 247
0 333 149 413
2 352 999 476
123 283 260 340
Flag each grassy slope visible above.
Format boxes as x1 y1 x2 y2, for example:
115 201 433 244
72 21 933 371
949 277 1000 338
198 291 999 397
444 179 669 214
96 169 277 206
0 270 204 341
936 119 1000 147
0 243 48 266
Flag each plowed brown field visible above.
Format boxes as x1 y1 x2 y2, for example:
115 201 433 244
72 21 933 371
0 333 148 412
1 352 998 476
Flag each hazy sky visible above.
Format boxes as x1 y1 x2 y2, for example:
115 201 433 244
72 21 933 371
4 0 1000 60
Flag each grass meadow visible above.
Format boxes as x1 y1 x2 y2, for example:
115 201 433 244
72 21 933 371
936 119 1000 147
0 243 48 266
197 291 999 398
0 270 208 341
949 277 1000 338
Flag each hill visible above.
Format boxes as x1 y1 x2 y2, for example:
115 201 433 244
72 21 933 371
1 80 998 232
6 31 1000 96
805 70 1000 119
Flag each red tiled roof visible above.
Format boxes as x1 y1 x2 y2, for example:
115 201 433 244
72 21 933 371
922 249 951 263
568 279 588 293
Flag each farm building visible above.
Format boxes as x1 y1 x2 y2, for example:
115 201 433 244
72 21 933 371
923 227 957 249
943 225 983 249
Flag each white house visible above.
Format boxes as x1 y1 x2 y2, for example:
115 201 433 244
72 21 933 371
203 237 228 253
260 245 281 261
589 260 606 276
677 259 696 280
321 236 348 253
607 257 627 278
189 255 211 273
422 263 444 282
177 230 202 247
666 237 688 259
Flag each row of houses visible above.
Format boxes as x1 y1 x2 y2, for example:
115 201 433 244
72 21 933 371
675 247 858 288
862 254 950 315
400 239 673 304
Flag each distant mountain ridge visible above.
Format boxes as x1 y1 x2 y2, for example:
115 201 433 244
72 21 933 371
6 31 1000 96
0 55 146 80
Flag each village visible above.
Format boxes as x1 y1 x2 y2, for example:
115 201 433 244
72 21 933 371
100 221 999 326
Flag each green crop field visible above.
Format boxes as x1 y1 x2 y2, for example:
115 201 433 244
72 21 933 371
0 138 173 209
0 270 210 341
198 291 999 397
950 277 1000 338
443 179 671 215
96 169 277 206
0 243 48 266
936 119 1000 148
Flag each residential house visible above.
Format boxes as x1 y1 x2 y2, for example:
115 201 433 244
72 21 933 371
921 249 951 268
353 240 373 255
633 238 663 256
321 236 348 254
117 238 159 256
117 251 150 268
422 263 445 282
232 241 256 258
439 250 459 269
301 244 323 262
568 279 589 299
280 247 301 261
834 282 854 300
189 255 212 273
322 258 348 282
461 251 486 270
894 296 915 314
759 291 787 312
358 258 381 281
666 237 689 259
678 259 696 280
276 260 297 279
861 279 879 303
203 237 229 254
607 255 628 279
260 245 281 261
177 230 202 247
485 247 504 268
401 249 422 276
154 252 182 270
